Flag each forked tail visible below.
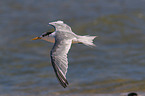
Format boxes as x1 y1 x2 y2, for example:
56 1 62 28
77 35 97 47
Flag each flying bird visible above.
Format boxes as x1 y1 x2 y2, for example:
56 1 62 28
32 21 97 88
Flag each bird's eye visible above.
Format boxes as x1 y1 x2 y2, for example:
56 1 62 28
42 34 46 37
42 32 53 37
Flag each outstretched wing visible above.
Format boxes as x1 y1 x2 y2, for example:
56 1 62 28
50 37 72 88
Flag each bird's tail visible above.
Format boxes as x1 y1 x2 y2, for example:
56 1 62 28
77 35 97 47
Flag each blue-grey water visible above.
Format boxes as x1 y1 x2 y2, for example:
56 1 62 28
1 0 145 96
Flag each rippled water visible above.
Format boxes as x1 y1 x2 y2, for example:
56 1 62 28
1 0 145 96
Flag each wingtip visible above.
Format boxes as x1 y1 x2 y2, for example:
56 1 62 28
94 36 99 39
60 80 69 88
56 20 64 23
49 20 64 25
61 79 69 88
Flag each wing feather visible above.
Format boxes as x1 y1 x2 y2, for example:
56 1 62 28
50 36 72 88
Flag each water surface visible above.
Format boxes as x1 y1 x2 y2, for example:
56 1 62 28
1 0 145 96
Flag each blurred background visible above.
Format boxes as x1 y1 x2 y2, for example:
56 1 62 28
0 0 145 96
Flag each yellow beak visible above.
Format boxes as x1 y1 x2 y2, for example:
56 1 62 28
32 37 42 40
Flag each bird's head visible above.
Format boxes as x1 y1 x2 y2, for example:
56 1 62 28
32 24 55 41
32 20 71 41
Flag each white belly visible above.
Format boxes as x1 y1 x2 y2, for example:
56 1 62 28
42 36 81 44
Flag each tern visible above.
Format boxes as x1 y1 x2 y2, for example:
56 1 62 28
32 21 97 88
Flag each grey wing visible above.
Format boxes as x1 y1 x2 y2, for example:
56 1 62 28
50 39 72 88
